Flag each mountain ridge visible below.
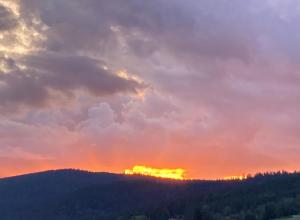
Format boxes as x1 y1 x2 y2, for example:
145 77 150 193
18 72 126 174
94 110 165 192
0 169 299 220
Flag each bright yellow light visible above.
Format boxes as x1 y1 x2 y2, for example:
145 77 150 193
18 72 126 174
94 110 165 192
223 175 248 181
124 165 186 180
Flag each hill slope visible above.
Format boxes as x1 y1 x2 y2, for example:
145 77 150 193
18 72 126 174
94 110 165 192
0 170 299 220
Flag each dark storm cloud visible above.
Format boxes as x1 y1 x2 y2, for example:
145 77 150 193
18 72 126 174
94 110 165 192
0 4 17 31
18 0 300 64
24 53 144 96
0 53 144 112
0 69 48 108
19 0 258 61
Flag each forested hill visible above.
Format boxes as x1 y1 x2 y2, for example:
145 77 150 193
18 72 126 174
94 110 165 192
0 170 299 220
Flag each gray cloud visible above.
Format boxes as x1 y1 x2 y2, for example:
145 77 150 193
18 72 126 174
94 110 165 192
24 53 144 95
0 0 299 177
0 4 17 31
0 53 144 112
17 0 299 68
19 0 257 60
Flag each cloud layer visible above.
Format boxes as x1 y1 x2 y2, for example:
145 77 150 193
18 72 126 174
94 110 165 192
0 0 299 178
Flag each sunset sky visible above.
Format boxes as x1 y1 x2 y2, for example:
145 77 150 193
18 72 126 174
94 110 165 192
0 0 299 179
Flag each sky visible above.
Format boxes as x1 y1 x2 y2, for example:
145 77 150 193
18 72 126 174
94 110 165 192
0 0 299 179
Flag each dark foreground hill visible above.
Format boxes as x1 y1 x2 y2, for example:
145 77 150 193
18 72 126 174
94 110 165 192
0 170 299 220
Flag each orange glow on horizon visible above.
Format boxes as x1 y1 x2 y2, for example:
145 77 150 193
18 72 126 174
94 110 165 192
223 175 248 181
124 165 186 180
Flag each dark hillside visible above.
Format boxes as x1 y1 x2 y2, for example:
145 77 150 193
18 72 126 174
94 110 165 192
0 170 299 220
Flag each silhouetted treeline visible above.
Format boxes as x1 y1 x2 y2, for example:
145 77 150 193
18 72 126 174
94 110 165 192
134 172 300 220
0 170 299 220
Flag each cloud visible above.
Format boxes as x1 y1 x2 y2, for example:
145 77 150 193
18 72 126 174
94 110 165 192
0 0 299 178
0 88 299 178
0 0 145 113
19 0 257 60
0 4 17 31
30 0 298 62
0 53 145 113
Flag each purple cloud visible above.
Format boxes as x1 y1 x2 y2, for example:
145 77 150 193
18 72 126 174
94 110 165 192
0 0 299 178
